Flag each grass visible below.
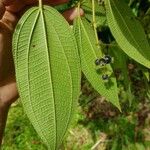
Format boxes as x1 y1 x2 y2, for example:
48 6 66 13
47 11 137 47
2 102 46 150
2 92 150 150
2 66 150 150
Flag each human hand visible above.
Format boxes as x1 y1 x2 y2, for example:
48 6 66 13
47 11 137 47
0 0 83 107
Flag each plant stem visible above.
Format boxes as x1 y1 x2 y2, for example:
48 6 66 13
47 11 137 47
91 0 103 57
92 0 100 49
77 1 81 17
39 0 42 8
100 42 118 47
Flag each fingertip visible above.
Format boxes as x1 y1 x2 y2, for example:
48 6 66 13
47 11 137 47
5 1 25 13
79 8 84 17
63 8 84 23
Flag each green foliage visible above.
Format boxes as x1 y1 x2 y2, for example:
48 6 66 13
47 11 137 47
3 103 46 150
73 17 120 110
10 0 150 149
3 94 150 149
105 0 150 68
109 46 133 105
13 5 80 150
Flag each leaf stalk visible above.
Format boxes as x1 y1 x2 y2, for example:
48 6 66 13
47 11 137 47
39 0 42 8
92 0 100 49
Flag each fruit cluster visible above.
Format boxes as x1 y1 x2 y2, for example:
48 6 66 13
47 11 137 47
95 55 112 80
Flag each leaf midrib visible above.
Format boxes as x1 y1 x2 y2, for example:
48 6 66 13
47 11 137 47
80 18 97 59
40 8 57 149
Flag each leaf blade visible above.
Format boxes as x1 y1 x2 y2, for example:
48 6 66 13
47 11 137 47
74 17 121 110
13 6 80 150
105 0 150 68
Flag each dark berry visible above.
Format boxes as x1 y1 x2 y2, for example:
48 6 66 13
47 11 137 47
104 55 112 64
95 59 100 65
102 74 109 80
99 58 106 66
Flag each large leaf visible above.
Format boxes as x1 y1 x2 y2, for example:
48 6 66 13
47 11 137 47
73 17 121 110
105 0 150 69
13 5 80 150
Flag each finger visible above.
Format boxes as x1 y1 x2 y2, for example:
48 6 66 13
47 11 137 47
25 0 68 5
3 0 68 13
5 0 26 14
63 8 84 24
2 0 68 5
1 0 14 5
0 1 5 19
0 78 18 106
1 11 18 31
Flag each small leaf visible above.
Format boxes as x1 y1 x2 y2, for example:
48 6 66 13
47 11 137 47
105 0 150 69
13 5 80 150
73 17 121 110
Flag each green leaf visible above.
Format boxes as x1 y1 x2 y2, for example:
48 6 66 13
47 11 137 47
13 5 80 150
105 0 150 69
81 0 106 27
73 17 121 110
110 45 133 105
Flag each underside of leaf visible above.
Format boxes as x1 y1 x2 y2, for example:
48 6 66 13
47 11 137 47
105 0 150 69
73 17 121 110
13 6 80 150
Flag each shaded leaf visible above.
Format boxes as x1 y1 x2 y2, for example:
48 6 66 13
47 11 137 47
105 0 150 68
73 17 121 110
13 5 80 150
109 45 133 105
81 0 106 27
